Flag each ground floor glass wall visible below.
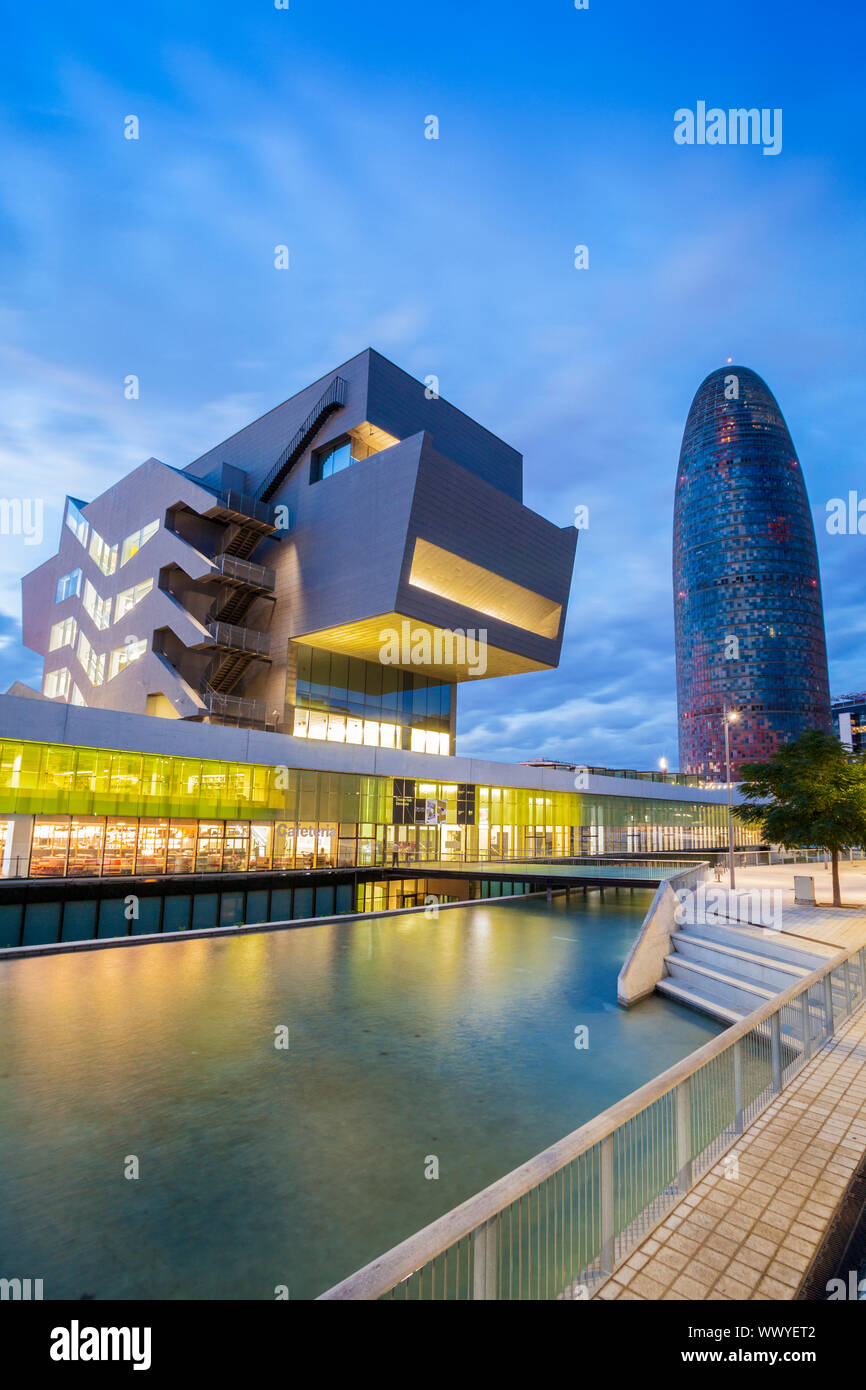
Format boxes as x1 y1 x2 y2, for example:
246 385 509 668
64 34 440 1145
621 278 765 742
6 811 762 880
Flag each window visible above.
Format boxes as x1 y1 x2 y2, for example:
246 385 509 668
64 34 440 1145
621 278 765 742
312 440 354 482
77 632 106 686
114 578 154 622
311 422 399 481
108 638 147 680
56 568 82 603
44 667 71 700
120 520 158 566
64 499 89 548
49 616 77 651
70 684 87 707
89 529 118 577
82 579 111 631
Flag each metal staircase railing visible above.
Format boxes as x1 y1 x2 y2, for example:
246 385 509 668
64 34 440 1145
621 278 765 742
256 376 347 502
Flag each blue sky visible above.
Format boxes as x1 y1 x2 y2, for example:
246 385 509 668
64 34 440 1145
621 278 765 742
1 0 864 767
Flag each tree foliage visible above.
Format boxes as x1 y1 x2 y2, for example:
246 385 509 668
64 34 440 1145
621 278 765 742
736 730 866 852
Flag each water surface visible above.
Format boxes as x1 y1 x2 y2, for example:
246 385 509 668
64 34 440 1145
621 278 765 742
0 891 720 1299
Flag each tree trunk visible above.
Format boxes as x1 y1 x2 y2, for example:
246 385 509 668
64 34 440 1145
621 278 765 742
831 848 842 907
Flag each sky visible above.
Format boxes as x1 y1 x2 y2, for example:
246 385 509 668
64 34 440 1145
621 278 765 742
0 0 864 768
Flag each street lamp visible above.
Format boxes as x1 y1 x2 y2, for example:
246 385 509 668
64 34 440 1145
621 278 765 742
723 710 739 887
659 756 668 776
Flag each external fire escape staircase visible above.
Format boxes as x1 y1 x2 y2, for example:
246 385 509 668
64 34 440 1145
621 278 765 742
197 376 347 726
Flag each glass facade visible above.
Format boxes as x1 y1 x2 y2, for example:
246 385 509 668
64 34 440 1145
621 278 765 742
0 737 760 880
832 693 866 755
292 644 452 755
674 366 831 777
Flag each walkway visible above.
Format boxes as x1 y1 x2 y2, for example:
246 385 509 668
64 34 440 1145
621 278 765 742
729 860 866 952
595 998 866 1300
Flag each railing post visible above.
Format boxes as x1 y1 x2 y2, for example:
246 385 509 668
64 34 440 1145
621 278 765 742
676 1079 692 1191
801 992 812 1061
733 1040 744 1132
600 1135 615 1275
770 1011 783 1093
824 973 835 1038
472 1218 498 1300
844 959 853 1017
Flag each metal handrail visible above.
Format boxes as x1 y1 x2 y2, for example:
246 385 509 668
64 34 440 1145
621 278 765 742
257 376 347 503
201 687 267 722
217 489 273 527
213 553 275 590
319 928 866 1299
205 620 270 656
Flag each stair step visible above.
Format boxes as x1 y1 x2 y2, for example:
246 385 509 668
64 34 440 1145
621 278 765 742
656 978 746 1026
672 932 810 990
679 918 830 971
664 956 776 1013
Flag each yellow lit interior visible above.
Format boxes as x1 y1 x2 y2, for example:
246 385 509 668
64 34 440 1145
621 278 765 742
407 538 562 639
295 613 549 680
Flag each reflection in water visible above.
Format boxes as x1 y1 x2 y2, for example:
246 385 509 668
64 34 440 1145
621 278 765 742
0 892 720 1299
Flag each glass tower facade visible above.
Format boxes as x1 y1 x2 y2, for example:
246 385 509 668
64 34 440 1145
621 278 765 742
674 365 831 777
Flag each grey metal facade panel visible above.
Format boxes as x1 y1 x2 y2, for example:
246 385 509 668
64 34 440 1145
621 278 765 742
364 350 523 501
183 348 523 504
393 438 576 665
265 432 426 641
0 694 737 805
183 352 374 488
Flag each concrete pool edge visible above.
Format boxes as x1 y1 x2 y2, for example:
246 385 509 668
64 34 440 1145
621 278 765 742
0 886 596 961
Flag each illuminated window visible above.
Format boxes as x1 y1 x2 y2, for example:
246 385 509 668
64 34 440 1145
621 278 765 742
326 713 346 742
77 633 106 686
292 709 310 738
44 667 71 700
56 568 82 603
49 616 77 651
311 423 399 483
82 579 111 631
114 578 154 622
70 684 87 707
108 638 147 680
120 520 158 566
89 529 118 577
307 710 328 740
64 499 89 548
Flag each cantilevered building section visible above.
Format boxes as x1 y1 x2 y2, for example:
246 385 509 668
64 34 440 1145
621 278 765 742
22 350 577 756
673 365 832 778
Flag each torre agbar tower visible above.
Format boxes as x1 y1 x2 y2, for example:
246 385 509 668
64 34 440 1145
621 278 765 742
673 365 832 778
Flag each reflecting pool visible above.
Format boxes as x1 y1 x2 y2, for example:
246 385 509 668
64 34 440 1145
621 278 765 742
0 890 721 1299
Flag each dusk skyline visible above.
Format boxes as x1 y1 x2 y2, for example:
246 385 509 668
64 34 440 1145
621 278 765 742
2 0 864 767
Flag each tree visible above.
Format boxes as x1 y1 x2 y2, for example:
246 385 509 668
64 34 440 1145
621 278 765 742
736 730 866 907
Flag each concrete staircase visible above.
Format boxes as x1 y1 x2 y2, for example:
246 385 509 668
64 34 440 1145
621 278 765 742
657 917 833 1027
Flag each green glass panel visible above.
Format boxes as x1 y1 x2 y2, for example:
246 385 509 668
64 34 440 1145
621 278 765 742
62 900 98 941
22 901 61 945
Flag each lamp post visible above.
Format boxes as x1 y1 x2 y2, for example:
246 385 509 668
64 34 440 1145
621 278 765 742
723 710 739 887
